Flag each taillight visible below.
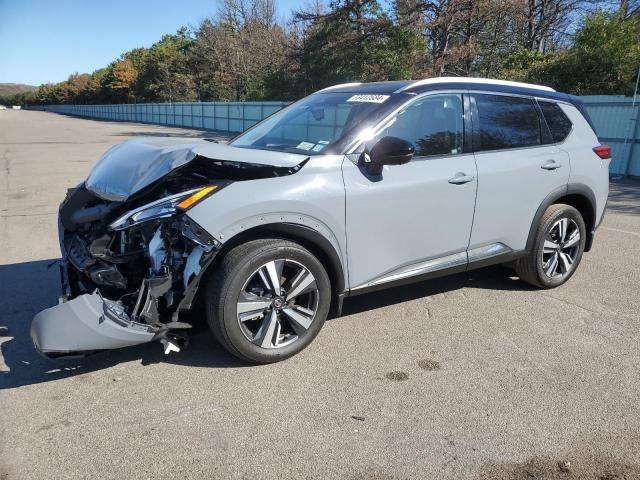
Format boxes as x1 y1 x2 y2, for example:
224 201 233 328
593 145 611 160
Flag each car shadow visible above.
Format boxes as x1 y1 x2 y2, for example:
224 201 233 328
340 265 534 317
0 259 250 390
0 258 533 390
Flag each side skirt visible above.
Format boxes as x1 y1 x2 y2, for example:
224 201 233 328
345 244 527 299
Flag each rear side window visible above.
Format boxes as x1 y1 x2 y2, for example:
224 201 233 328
475 94 541 151
539 101 573 143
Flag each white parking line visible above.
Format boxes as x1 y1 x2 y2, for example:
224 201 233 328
601 226 640 238
0 335 10 373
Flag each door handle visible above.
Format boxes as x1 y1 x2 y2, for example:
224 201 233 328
541 160 562 170
448 172 475 185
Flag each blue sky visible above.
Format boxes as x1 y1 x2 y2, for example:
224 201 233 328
0 0 300 85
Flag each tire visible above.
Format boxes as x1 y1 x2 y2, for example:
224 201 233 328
516 204 586 289
205 238 331 363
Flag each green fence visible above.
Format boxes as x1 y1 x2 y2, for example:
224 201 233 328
581 96 640 177
29 95 640 176
28 102 289 133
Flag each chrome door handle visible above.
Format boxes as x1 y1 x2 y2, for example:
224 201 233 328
448 172 474 185
541 160 561 170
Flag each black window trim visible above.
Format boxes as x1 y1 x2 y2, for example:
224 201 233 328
347 89 576 159
535 98 575 146
469 91 548 154
468 90 579 153
533 99 554 145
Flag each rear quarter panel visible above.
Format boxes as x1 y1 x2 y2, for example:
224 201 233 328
559 103 610 224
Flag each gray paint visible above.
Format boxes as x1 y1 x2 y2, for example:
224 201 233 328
469 144 570 252
31 292 157 355
342 153 477 289
558 103 609 224
186 154 349 286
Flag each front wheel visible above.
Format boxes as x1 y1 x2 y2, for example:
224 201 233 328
205 238 331 363
516 204 586 289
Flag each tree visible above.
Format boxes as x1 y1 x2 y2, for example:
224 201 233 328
103 58 138 102
524 11 640 94
290 0 424 95
136 29 197 102
194 0 288 101
619 0 640 19
11 0 639 107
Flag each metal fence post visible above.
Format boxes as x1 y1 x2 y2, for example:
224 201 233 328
624 66 640 177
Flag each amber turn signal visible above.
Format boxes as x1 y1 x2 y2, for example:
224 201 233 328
176 186 217 211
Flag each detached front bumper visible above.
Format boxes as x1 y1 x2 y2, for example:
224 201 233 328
32 186 221 359
31 291 159 358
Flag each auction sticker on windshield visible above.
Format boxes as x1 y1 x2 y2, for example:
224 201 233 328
347 94 389 103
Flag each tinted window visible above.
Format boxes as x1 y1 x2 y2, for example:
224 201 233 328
374 94 464 157
476 94 541 151
539 101 572 143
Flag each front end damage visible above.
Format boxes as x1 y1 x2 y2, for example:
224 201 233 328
31 184 221 358
31 138 308 358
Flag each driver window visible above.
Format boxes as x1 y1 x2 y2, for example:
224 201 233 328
375 94 464 157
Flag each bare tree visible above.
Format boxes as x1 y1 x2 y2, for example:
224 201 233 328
619 0 640 18
195 0 288 100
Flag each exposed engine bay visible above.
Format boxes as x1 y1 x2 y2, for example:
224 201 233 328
56 182 220 354
31 138 308 358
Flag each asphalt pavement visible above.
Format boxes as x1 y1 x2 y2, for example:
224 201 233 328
1 109 639 480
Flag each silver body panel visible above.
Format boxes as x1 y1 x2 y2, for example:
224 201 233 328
185 100 609 292
342 153 477 289
187 154 349 285
559 103 610 224
469 144 571 252
31 292 157 356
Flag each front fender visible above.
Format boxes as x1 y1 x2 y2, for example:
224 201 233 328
185 155 348 287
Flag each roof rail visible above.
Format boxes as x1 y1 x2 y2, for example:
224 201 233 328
395 77 555 93
318 82 363 92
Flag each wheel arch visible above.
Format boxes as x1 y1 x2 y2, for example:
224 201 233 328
196 222 347 317
526 183 597 253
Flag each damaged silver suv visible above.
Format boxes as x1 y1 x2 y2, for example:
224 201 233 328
32 78 610 363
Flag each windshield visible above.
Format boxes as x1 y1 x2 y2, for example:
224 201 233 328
230 92 392 155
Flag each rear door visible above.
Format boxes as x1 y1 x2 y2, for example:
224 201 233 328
468 93 570 255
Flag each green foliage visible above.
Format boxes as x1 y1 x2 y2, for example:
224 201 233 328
4 1 639 107
498 50 556 81
135 29 197 102
553 12 640 94
292 0 424 96
504 12 640 95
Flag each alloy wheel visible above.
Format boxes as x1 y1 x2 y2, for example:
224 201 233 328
236 259 319 348
541 217 581 279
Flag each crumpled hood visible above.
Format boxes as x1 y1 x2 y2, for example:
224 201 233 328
85 137 307 202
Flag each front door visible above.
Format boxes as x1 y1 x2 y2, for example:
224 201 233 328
343 93 478 291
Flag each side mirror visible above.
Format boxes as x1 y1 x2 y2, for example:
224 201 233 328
360 136 415 175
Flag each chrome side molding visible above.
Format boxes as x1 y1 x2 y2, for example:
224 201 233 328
351 243 513 291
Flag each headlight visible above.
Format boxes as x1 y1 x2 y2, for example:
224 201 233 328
110 186 217 230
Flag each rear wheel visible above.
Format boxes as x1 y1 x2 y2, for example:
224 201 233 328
516 204 586 289
206 238 331 363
